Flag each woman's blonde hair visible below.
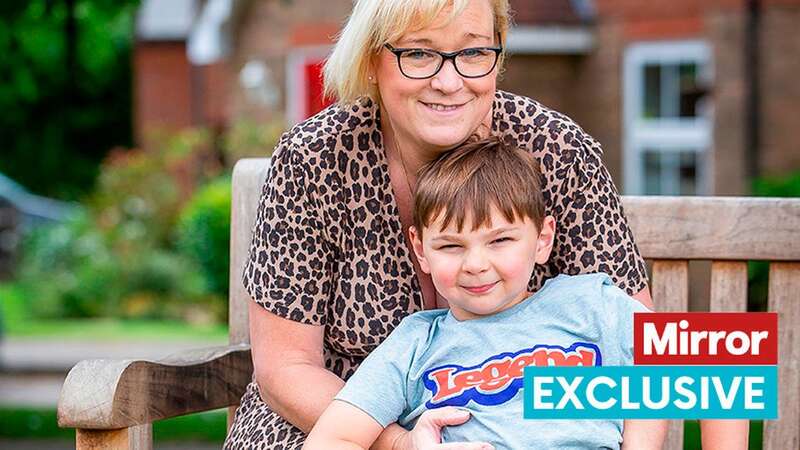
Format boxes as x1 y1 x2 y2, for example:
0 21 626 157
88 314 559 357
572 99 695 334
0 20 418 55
323 0 510 104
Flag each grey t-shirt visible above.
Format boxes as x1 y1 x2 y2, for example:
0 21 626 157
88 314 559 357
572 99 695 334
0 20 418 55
335 273 649 450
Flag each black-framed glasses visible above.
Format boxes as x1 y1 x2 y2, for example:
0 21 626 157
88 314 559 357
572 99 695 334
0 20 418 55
383 41 502 79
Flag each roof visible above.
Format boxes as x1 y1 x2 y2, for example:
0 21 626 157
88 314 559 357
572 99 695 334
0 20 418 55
0 173 78 228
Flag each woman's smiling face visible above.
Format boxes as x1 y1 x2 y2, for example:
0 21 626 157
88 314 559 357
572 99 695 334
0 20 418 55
373 0 498 153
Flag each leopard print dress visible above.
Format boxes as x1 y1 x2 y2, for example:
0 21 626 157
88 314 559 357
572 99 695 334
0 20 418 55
223 91 648 449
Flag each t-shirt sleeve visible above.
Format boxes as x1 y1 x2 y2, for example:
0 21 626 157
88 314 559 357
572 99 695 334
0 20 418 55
334 317 421 428
241 140 335 325
600 279 651 365
549 136 649 296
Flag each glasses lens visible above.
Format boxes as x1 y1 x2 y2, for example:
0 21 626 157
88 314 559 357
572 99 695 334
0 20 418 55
455 48 497 77
399 49 442 78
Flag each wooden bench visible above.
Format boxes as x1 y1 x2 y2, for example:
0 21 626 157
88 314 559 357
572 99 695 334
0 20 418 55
57 158 800 449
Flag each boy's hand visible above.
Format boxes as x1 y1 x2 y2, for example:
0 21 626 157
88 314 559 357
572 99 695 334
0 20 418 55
392 407 494 450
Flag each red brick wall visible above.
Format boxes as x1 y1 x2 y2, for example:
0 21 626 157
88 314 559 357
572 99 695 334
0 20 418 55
198 62 231 129
708 10 748 195
596 0 743 19
509 0 584 25
134 42 230 145
759 5 800 176
134 42 193 142
499 55 581 117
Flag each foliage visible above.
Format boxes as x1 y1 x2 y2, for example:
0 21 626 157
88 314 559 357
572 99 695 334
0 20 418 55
91 128 221 247
0 0 138 200
10 111 289 324
177 177 232 305
17 210 120 318
752 171 800 198
221 117 285 164
13 129 228 323
748 171 800 311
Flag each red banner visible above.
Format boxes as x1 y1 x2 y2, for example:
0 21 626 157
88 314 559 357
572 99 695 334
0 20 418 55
633 312 777 365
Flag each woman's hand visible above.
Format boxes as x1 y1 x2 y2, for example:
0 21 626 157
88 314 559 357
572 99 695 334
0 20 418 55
390 408 494 450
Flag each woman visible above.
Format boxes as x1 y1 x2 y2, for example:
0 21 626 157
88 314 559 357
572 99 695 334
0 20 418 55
224 0 657 448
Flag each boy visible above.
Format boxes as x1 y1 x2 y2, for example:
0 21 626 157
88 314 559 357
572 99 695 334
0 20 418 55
304 137 665 449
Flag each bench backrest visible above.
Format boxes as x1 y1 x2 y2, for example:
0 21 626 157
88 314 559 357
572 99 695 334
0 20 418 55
229 159 800 449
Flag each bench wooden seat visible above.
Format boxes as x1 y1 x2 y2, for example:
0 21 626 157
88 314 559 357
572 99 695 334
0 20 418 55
57 158 800 449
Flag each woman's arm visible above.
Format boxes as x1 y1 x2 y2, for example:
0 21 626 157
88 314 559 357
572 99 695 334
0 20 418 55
249 301 344 432
631 285 654 310
700 420 749 450
251 302 476 450
622 419 667 450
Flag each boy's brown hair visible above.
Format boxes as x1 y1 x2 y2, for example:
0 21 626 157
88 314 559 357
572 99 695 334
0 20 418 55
413 136 546 234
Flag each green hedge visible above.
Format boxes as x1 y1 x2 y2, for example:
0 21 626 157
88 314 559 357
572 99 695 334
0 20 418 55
177 177 232 302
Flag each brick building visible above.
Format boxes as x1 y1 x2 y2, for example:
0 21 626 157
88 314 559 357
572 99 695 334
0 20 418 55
135 0 800 194
134 0 231 144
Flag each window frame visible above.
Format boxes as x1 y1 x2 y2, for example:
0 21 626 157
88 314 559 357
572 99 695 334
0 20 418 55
622 40 713 195
286 44 334 126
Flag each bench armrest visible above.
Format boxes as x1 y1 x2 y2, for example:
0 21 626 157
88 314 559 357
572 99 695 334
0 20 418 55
57 344 253 429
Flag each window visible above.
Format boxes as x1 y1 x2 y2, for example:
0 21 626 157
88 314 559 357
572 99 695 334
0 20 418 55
623 41 712 195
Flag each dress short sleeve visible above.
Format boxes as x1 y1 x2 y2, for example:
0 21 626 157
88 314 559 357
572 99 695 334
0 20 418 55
549 136 649 296
242 141 335 325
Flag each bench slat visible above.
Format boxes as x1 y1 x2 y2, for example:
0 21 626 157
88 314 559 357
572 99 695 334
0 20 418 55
709 261 748 312
764 262 800 450
624 196 800 261
651 260 689 450
229 158 270 346
704 261 750 447
652 260 689 313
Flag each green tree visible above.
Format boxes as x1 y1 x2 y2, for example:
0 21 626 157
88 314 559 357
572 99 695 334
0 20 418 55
0 0 139 200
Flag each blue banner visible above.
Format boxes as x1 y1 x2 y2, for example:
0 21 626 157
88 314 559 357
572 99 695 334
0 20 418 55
523 365 777 419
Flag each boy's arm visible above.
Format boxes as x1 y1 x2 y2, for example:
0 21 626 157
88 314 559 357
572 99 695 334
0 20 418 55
304 400 384 450
622 419 667 450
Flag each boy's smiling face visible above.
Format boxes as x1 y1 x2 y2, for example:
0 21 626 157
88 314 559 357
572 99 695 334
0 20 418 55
410 206 555 321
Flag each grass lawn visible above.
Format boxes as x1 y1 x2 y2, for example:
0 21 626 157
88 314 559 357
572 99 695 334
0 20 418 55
0 283 227 341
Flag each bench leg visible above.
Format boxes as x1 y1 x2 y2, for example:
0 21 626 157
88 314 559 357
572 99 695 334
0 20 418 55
76 424 152 450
